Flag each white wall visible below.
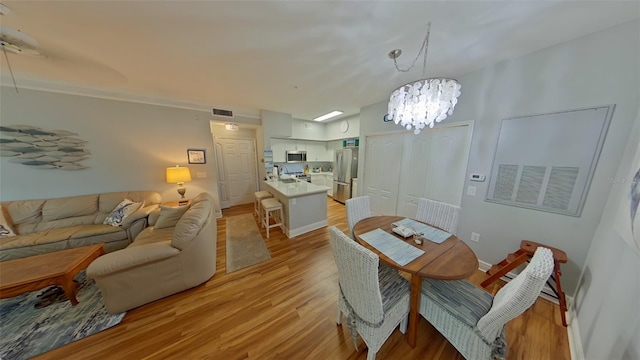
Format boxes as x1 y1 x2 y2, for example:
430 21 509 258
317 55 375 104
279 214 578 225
575 109 640 359
358 20 640 294
0 87 222 216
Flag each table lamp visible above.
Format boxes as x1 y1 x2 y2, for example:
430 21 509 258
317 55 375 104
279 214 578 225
166 165 192 199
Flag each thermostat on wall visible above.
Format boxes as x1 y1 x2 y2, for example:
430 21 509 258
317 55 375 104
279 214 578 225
469 173 486 182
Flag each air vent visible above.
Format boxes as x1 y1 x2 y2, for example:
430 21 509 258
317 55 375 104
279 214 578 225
212 108 234 118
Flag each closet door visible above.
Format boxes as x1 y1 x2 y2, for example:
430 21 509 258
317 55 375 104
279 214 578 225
364 133 404 216
396 124 473 217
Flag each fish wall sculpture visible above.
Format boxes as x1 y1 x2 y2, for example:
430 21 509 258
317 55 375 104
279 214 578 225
0 125 90 170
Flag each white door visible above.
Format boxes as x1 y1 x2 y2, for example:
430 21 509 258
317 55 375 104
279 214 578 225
396 124 473 217
364 133 405 216
364 123 473 218
215 140 230 208
216 138 259 207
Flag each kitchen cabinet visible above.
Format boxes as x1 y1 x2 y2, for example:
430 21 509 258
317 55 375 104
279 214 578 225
306 141 328 161
310 173 324 186
325 173 333 197
272 141 286 162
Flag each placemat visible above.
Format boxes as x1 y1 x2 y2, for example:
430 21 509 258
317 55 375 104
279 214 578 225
359 228 424 266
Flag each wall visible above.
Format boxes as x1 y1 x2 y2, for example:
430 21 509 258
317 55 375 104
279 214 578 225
573 109 640 359
358 20 640 294
0 87 222 217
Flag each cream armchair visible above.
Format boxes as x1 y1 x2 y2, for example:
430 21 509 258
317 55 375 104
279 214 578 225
87 192 217 314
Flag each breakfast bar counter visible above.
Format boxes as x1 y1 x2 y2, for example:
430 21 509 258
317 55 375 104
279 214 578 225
262 180 330 238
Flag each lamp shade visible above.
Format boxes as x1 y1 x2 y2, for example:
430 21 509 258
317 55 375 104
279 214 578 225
166 166 192 184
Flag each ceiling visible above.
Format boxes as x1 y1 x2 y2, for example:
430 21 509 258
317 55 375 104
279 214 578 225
1 1 638 121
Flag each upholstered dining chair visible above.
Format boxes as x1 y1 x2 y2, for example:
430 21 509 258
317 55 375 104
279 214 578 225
419 247 554 360
330 227 410 360
346 195 371 239
415 198 461 235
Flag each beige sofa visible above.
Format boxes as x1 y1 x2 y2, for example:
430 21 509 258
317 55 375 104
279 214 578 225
87 192 217 314
0 191 162 261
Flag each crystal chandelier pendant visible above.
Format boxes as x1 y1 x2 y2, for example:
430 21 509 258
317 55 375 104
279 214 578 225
387 23 462 135
387 78 461 134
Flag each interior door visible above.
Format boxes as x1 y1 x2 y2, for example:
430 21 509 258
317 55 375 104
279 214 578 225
217 138 258 207
215 140 229 208
364 133 404 216
396 124 473 217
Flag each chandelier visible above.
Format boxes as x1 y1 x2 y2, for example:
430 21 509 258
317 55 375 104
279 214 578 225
387 23 461 134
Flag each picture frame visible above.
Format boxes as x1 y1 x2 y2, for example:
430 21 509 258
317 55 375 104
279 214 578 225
187 149 206 164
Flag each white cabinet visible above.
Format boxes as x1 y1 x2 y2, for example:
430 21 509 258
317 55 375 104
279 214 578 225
352 178 358 197
272 140 286 162
306 141 328 161
325 173 333 196
310 173 324 186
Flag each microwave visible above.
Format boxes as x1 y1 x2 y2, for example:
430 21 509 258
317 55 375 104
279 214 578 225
286 150 307 163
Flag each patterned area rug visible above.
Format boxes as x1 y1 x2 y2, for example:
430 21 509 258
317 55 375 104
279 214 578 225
226 214 272 273
0 271 125 360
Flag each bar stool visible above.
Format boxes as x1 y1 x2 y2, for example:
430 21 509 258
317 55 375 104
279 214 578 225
261 198 283 238
254 191 273 224
481 240 569 326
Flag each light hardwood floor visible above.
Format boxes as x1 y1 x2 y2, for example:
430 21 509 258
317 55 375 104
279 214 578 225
37 198 570 359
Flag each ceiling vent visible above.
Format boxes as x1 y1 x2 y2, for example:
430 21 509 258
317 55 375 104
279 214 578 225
212 108 234 118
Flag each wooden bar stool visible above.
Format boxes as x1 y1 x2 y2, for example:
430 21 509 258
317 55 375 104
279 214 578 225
481 240 569 327
254 191 273 225
261 198 283 238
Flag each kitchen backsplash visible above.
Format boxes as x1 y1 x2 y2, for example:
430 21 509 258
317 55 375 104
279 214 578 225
274 162 333 173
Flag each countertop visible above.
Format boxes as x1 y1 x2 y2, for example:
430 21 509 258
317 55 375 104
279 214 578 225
263 179 330 198
309 171 333 175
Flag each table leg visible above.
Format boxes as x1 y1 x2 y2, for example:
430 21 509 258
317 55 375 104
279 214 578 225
407 274 422 348
61 276 79 306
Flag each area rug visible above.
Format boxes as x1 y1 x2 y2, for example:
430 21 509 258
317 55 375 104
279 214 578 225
0 271 125 360
226 213 272 273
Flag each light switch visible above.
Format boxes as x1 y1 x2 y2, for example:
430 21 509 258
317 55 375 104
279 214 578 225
466 186 477 196
197 172 207 178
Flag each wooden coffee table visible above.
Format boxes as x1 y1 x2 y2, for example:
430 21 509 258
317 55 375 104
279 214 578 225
0 244 105 305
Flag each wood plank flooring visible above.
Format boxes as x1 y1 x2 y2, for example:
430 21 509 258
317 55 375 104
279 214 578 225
35 198 570 359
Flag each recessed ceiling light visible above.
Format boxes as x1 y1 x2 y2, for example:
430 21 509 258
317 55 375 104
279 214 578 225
313 111 343 122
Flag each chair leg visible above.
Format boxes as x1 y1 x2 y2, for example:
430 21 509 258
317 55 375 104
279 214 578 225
265 209 270 238
399 314 408 334
366 350 377 360
336 307 342 325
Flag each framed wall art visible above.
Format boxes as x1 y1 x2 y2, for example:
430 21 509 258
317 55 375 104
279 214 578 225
187 149 206 164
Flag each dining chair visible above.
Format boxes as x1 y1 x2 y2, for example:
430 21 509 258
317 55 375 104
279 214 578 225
330 227 410 360
415 198 460 235
418 247 554 360
346 195 371 239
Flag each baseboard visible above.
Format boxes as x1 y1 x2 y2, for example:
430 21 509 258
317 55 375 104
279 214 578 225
477 259 581 359
286 220 328 238
567 306 585 360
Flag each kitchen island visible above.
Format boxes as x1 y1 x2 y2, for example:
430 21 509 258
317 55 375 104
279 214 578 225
262 179 330 238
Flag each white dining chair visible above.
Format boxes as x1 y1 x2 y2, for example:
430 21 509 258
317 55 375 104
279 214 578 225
415 198 460 235
330 227 410 360
418 247 554 360
346 195 371 239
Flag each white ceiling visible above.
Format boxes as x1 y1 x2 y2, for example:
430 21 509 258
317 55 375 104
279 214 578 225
1 1 638 121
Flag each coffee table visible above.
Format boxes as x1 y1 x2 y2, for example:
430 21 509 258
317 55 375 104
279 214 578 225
0 244 105 305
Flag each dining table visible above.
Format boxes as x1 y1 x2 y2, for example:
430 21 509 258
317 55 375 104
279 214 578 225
353 215 479 348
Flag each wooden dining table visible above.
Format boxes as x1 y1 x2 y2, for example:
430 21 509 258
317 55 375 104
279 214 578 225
353 215 478 348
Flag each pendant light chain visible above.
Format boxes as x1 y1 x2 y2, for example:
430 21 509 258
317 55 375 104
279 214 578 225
1 45 19 93
392 22 431 78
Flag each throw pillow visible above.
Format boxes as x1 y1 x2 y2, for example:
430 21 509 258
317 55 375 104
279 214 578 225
103 199 143 227
0 205 16 238
154 205 190 229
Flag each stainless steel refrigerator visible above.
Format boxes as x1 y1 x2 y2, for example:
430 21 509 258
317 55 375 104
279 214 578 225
333 147 359 204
